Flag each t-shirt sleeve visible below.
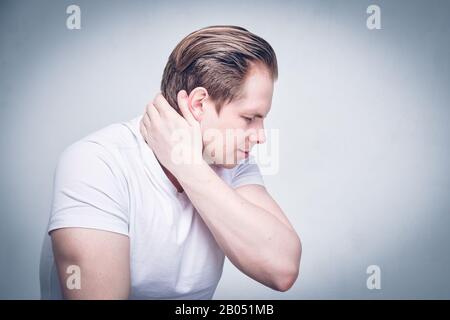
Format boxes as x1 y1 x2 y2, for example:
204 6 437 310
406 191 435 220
230 156 265 189
47 141 129 236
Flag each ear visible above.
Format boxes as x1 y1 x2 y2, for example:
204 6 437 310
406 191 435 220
188 87 209 121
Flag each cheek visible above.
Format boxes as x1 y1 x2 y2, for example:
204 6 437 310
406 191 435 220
203 111 247 151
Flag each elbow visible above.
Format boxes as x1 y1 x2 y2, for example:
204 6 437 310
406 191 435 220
273 236 302 292
273 262 300 292
275 273 297 292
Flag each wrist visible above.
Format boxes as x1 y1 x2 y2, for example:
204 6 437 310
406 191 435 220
174 160 214 189
171 158 209 182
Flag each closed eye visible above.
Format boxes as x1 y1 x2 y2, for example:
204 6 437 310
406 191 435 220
242 116 254 123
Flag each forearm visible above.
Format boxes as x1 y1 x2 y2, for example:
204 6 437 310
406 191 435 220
175 162 301 291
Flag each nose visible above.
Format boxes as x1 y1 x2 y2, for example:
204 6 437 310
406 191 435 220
249 128 266 145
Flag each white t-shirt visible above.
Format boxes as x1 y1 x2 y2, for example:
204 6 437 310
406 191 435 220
39 115 265 300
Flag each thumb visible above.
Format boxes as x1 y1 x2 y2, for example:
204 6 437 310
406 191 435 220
177 90 197 126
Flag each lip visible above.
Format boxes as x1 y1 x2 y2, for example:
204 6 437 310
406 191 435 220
239 149 250 158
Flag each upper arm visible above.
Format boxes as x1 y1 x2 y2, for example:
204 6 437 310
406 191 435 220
48 141 131 299
235 184 296 232
51 227 130 299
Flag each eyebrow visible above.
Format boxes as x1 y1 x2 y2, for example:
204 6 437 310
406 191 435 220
244 110 267 118
251 112 267 119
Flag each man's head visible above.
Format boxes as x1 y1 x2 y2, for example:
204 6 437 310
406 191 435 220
161 25 278 168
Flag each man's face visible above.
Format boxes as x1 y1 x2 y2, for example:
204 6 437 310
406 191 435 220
200 63 274 169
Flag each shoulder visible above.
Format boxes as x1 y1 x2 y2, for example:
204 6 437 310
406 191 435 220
232 156 262 177
218 156 265 189
55 117 142 185
58 116 141 167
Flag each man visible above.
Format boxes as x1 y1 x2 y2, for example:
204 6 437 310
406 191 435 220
40 25 302 299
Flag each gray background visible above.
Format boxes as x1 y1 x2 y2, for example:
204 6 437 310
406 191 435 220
1 0 449 299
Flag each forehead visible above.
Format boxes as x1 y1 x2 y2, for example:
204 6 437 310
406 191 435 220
226 63 274 115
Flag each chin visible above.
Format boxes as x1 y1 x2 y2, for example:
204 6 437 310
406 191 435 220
205 159 238 169
220 163 239 169
203 150 240 169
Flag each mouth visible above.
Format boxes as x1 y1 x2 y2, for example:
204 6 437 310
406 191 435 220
239 149 250 158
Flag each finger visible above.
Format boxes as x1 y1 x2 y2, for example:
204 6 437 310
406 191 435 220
145 102 160 122
177 90 196 126
153 93 174 116
140 120 148 143
142 112 152 132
